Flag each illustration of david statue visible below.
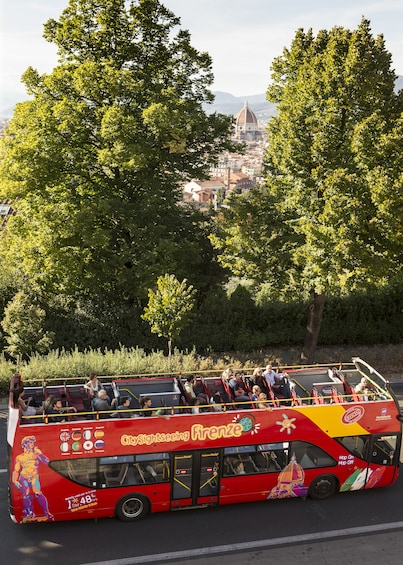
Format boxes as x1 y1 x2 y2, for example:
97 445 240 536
12 435 54 522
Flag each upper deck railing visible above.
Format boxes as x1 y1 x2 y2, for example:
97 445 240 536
9 358 398 425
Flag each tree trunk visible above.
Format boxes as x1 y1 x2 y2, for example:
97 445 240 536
168 339 172 360
300 292 326 364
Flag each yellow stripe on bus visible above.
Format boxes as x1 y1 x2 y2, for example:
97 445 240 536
292 405 369 436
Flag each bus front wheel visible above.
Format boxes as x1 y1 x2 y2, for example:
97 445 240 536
308 475 338 500
115 493 150 521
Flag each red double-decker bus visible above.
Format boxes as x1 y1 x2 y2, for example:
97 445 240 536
7 358 401 523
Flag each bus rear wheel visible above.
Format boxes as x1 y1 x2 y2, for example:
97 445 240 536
308 475 338 500
115 493 150 521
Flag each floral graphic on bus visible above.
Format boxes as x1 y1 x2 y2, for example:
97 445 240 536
268 454 308 499
275 413 297 435
12 435 53 522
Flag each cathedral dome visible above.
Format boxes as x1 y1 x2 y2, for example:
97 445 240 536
235 101 258 129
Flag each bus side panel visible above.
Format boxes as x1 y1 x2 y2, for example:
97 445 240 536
219 474 279 505
217 461 397 506
11 467 173 523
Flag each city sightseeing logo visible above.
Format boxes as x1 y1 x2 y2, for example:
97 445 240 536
342 406 365 425
121 420 253 447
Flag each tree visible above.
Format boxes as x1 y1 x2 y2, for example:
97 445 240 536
142 274 196 357
211 19 403 362
0 0 235 305
1 291 54 359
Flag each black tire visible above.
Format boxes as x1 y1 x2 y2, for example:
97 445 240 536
115 493 150 522
308 475 338 500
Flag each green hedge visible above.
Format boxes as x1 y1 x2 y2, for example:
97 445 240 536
1 283 403 368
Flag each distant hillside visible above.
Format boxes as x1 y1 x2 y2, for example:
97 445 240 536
204 92 276 123
205 75 403 120
2 76 403 119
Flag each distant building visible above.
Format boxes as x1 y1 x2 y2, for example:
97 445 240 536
227 171 255 192
183 171 256 207
235 101 264 141
182 101 264 206
183 178 227 204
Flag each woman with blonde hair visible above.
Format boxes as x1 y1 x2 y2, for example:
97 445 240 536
256 392 273 411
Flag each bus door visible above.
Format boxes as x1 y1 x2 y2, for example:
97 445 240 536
170 451 220 509
366 434 400 488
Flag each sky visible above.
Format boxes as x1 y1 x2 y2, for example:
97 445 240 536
1 0 403 109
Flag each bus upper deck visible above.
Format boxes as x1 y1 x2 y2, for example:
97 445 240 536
8 357 397 424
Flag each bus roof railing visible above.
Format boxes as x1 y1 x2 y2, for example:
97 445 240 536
17 392 395 424
11 358 397 425
11 362 359 386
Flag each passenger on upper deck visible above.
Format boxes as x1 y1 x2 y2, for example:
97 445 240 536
256 392 273 411
354 377 376 400
140 396 153 416
93 389 117 417
14 387 43 417
116 396 136 418
196 392 210 408
43 395 55 413
263 364 291 399
84 374 103 398
252 368 266 390
190 397 201 414
184 375 197 400
251 385 262 401
210 392 224 411
45 397 77 422
228 372 251 406
221 368 234 382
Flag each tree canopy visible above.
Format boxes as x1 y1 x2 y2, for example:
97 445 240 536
211 18 403 361
1 291 54 359
0 0 235 304
142 273 196 357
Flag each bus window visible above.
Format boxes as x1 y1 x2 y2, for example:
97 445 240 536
100 455 134 464
223 445 254 476
370 435 399 466
224 445 256 455
290 441 337 469
255 443 289 472
51 453 171 489
223 443 289 475
335 436 370 460
135 453 170 483
51 458 99 488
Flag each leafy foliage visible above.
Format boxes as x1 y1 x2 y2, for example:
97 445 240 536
1 291 54 359
0 0 234 304
142 273 196 356
211 19 403 359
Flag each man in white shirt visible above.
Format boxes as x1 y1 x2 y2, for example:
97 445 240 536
263 364 291 399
